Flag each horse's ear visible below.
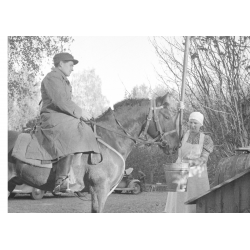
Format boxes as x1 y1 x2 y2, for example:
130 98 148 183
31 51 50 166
156 96 163 106
162 93 172 107
155 93 173 107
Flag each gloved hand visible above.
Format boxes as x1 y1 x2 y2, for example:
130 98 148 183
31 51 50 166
80 116 89 123
189 166 203 177
189 159 200 167
178 101 185 110
188 158 205 177
189 157 206 167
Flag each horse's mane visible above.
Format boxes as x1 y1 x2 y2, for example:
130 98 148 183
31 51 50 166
95 98 150 122
95 107 113 122
113 98 150 110
95 93 171 122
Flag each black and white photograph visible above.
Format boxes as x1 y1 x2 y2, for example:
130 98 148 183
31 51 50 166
2 1 250 249
7 35 250 214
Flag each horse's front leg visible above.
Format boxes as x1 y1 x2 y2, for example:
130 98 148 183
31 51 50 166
89 186 99 213
90 180 110 213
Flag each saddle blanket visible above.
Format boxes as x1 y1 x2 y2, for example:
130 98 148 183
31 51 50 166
12 133 53 168
12 133 77 184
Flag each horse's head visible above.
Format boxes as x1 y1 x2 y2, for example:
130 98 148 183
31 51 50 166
142 93 180 155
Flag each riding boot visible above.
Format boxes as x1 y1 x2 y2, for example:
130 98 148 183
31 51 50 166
67 153 85 192
53 155 74 194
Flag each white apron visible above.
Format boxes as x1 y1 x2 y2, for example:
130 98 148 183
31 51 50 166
164 130 210 213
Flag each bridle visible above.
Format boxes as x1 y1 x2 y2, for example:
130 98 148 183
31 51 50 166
88 98 177 151
138 98 177 148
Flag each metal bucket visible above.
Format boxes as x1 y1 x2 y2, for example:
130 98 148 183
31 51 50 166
163 162 189 192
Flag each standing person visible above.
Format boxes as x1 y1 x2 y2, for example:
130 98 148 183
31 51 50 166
164 112 214 213
138 170 146 192
26 52 101 193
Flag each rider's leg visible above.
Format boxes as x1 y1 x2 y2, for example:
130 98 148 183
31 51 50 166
53 154 74 193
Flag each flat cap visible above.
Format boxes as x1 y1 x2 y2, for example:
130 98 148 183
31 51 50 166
53 52 79 65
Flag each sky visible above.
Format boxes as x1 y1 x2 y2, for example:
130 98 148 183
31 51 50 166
68 36 163 107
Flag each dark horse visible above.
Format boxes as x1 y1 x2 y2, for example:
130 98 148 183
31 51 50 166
8 93 180 212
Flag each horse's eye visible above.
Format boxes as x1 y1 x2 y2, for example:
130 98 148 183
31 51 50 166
159 110 170 120
162 113 169 119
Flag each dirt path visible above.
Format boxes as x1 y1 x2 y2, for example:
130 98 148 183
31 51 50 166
8 192 168 213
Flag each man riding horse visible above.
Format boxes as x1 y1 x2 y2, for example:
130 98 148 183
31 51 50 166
25 52 101 194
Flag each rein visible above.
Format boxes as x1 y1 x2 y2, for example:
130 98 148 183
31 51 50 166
86 98 177 148
86 118 148 145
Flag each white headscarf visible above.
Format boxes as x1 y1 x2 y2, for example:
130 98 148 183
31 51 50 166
189 112 204 126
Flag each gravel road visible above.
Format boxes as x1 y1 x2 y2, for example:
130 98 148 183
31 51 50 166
8 192 168 213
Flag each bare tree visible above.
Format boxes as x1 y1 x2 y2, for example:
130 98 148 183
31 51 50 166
151 36 250 158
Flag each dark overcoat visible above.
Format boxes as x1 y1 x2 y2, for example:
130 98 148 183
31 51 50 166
26 68 100 160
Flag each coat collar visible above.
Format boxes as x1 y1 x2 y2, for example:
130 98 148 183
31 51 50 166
52 67 69 82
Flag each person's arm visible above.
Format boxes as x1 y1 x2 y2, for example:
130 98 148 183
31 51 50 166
43 75 82 118
189 135 214 167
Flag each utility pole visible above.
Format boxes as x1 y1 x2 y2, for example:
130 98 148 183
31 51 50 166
179 36 190 139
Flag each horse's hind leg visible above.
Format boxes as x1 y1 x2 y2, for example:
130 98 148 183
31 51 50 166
8 162 17 196
8 162 16 181
8 181 16 195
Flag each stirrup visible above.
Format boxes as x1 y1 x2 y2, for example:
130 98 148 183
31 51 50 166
53 176 72 194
